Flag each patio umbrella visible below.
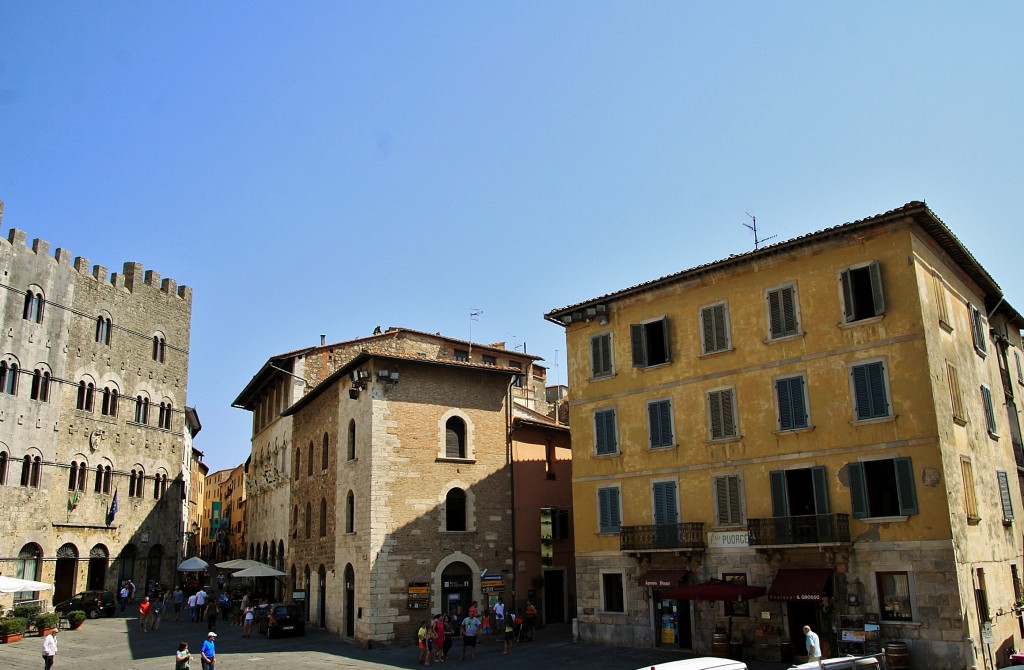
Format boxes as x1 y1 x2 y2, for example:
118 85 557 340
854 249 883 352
0 576 53 593
231 565 286 578
215 559 264 570
177 556 209 572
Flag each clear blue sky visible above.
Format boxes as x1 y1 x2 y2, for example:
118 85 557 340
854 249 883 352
2 3 1021 472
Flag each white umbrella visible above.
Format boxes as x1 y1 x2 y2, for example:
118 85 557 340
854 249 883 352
215 559 264 570
177 556 209 572
231 565 285 578
0 576 53 593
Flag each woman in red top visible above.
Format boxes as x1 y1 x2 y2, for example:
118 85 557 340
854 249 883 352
138 597 153 633
432 614 446 662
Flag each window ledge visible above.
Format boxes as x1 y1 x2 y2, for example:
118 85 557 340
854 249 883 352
974 348 988 359
952 416 967 427
989 432 1001 440
851 414 897 426
637 361 672 370
764 332 805 344
594 452 620 458
436 457 476 464
706 436 742 445
590 373 616 382
597 610 627 616
774 426 814 436
839 315 885 329
939 320 953 334
967 516 981 526
699 348 734 359
859 515 909 523
880 620 921 627
596 530 621 536
648 444 678 452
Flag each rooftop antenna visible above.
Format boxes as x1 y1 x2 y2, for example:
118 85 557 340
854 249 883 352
743 212 776 250
468 309 482 358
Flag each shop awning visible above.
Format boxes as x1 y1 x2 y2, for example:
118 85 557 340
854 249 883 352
767 568 833 601
637 570 688 588
660 582 766 602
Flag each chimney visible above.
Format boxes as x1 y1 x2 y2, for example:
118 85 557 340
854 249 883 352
320 334 326 346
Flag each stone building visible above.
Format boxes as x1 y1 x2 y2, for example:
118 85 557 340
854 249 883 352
234 327 564 645
200 465 246 564
0 206 195 609
547 202 1024 669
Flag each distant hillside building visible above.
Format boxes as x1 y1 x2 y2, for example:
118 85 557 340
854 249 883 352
547 202 1024 669
0 204 195 608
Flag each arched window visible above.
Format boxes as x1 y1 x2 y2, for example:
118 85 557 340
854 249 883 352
20 455 40 488
445 488 467 531
95 316 112 345
101 387 119 417
0 450 7 485
304 502 312 539
321 433 329 470
134 396 149 424
346 490 355 533
445 417 466 459
294 448 301 481
129 470 137 497
77 381 95 411
94 464 112 494
347 420 356 461
31 369 51 402
153 473 167 499
158 402 172 430
129 468 145 498
152 335 166 363
319 498 327 537
68 461 86 491
0 362 19 396
307 442 314 476
22 289 44 323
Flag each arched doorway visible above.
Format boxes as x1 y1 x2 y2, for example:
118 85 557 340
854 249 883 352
146 545 164 594
303 565 311 621
15 544 43 602
87 545 109 591
54 543 79 605
344 564 355 638
119 544 138 592
441 562 473 618
318 565 327 628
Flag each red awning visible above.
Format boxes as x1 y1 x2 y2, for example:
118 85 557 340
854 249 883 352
767 568 833 601
638 570 688 588
660 582 766 602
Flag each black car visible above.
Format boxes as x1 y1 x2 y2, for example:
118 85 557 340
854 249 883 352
258 603 305 638
53 590 117 619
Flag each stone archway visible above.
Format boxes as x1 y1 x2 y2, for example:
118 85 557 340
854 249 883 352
87 545 109 591
54 543 79 604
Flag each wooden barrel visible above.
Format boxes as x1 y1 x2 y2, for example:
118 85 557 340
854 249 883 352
712 632 730 657
885 641 911 670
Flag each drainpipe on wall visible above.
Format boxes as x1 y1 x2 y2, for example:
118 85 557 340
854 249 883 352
506 375 517 608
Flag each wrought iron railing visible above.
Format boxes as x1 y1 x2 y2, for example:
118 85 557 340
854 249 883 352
747 514 850 546
620 522 705 551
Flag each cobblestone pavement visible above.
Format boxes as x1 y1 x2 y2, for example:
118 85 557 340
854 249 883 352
1 612 798 670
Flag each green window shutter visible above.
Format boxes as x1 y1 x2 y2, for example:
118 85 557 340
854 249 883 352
971 305 988 354
595 409 617 455
631 324 646 367
998 470 1015 521
709 391 723 439
701 307 716 354
848 462 868 518
721 389 736 437
769 470 789 517
648 400 673 448
776 376 807 430
715 477 729 525
599 487 620 532
659 317 671 363
868 261 885 316
591 334 613 377
982 386 997 433
811 466 829 514
781 286 797 335
853 362 888 420
894 457 918 516
840 269 855 322
653 481 678 525
768 290 784 339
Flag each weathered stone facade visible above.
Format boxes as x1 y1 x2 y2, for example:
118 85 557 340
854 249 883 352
0 210 194 609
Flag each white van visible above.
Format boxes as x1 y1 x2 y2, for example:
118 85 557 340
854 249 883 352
635 657 748 670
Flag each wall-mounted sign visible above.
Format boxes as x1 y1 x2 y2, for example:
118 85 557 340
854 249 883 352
481 578 505 594
707 531 749 548
408 582 430 610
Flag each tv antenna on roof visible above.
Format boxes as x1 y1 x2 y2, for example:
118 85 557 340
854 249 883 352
468 309 482 358
744 212 776 250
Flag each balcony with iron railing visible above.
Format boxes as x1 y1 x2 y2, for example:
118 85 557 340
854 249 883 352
620 522 705 552
747 514 850 547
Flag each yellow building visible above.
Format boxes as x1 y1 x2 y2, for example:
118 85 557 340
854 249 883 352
546 202 1024 670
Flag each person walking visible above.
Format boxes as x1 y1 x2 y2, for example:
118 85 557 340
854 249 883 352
524 601 538 641
205 597 220 633
119 583 130 614
175 641 192 670
187 592 198 623
242 605 254 637
417 619 431 666
200 632 216 670
502 612 514 655
173 587 184 621
804 625 822 660
492 598 505 644
41 627 58 670
138 596 153 633
459 610 481 661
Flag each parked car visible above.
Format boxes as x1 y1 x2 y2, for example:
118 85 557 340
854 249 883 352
53 590 116 619
258 602 305 638
636 659 747 670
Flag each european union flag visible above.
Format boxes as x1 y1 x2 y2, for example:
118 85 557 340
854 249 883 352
106 488 119 525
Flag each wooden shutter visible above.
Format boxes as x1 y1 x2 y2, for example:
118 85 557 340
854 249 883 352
868 261 885 316
848 462 868 518
998 470 1015 521
776 376 807 430
811 466 830 514
982 386 997 433
709 389 735 439
648 400 672 448
716 475 741 525
630 324 646 367
894 457 918 515
971 305 988 354
701 305 727 353
768 286 797 338
769 470 789 517
840 269 855 322
853 362 888 420
653 481 678 525
595 409 617 455
599 487 620 532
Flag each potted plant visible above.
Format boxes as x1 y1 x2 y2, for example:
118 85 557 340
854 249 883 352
1 617 28 643
35 613 59 636
67 610 86 630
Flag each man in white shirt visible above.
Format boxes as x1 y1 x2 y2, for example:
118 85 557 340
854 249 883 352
42 627 58 669
195 588 208 619
804 625 822 659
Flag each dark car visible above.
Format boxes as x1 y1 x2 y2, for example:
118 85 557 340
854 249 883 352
53 590 117 619
258 602 305 638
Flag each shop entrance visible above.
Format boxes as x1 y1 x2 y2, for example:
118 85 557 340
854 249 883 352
442 563 473 618
787 600 821 657
655 596 692 649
